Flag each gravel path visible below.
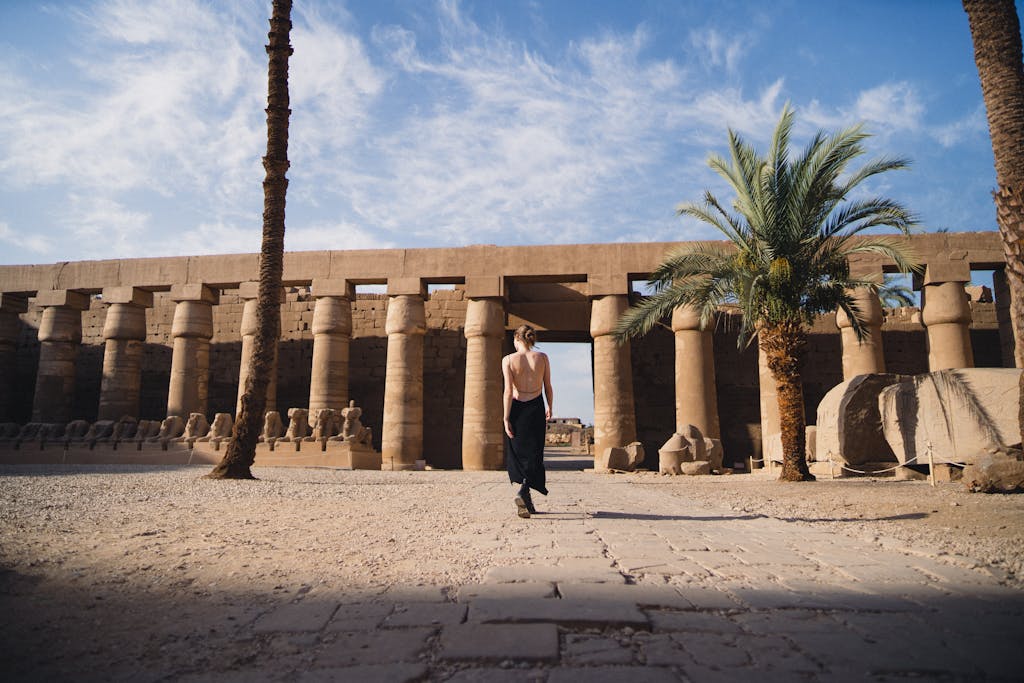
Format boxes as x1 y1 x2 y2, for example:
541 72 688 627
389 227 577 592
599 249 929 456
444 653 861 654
1 462 1022 681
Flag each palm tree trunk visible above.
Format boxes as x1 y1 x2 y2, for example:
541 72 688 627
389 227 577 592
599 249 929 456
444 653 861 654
963 0 1024 449
761 322 815 482
207 0 293 480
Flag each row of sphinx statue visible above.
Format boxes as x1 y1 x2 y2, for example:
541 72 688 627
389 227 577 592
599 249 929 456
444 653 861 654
0 400 374 449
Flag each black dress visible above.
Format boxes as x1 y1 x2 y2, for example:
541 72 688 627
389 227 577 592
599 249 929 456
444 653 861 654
506 395 548 495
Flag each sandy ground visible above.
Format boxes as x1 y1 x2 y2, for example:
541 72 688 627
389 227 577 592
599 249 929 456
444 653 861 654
0 457 1022 680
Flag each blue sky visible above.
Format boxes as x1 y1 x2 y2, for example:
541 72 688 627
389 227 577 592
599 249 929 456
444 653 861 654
0 0 1016 423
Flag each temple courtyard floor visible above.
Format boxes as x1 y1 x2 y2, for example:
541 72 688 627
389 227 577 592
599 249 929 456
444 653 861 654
1 449 1022 682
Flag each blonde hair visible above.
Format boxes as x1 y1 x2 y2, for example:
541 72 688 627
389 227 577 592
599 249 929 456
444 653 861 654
513 324 537 349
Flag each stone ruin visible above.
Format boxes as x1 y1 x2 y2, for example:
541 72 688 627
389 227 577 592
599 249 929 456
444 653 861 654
810 368 1023 489
0 232 1017 476
0 400 382 470
657 424 725 476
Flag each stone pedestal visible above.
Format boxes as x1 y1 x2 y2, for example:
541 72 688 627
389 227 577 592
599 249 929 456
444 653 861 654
381 280 426 470
590 294 637 459
921 263 973 371
0 294 28 422
757 342 780 468
309 279 354 412
836 287 886 379
235 282 280 416
32 290 90 423
98 287 153 421
462 295 506 470
671 305 720 438
167 285 218 419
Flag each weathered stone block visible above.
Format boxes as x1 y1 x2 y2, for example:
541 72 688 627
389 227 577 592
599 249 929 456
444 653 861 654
963 453 1024 493
880 369 1023 467
816 374 910 465
680 461 711 476
596 447 630 471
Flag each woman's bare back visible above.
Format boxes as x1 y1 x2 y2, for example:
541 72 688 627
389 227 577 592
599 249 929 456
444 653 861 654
503 350 548 401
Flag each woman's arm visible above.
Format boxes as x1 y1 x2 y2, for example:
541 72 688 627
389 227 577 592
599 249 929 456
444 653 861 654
501 355 514 438
542 352 553 420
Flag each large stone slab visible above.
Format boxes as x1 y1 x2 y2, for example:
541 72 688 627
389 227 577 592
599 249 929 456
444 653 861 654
316 627 434 667
879 369 1023 466
963 453 1024 493
816 373 910 465
467 597 648 628
439 623 559 662
253 599 338 633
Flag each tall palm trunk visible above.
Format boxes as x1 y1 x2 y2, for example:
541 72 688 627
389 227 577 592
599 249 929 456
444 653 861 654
963 0 1024 449
761 321 815 482
208 0 293 480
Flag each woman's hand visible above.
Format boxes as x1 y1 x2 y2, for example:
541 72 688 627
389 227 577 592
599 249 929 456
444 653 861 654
503 418 514 439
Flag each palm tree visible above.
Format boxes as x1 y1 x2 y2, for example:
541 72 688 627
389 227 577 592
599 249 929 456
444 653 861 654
615 106 919 481
208 0 293 480
962 0 1024 451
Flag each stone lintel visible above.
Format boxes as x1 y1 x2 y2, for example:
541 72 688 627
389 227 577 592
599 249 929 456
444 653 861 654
387 277 426 297
465 275 505 300
923 260 971 286
312 278 355 299
34 289 90 310
848 264 885 282
170 283 219 305
237 281 285 302
588 273 631 298
101 286 154 307
0 293 29 314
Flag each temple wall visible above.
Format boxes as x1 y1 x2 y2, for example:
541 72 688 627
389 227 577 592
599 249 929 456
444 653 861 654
0 233 1014 469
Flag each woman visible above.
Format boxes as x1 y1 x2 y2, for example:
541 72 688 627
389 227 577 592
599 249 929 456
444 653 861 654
502 324 553 518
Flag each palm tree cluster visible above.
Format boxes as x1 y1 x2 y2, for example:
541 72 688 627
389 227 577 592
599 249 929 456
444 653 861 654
615 106 919 481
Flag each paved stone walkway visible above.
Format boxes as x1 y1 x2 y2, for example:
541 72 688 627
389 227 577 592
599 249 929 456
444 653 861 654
209 475 1022 682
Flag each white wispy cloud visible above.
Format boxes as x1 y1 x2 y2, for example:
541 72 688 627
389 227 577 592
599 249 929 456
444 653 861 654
0 221 54 255
688 28 749 73
0 0 989 267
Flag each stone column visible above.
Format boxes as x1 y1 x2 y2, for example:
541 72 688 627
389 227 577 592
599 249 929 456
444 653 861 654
589 276 637 459
757 342 780 469
309 279 354 412
921 261 974 371
993 269 1016 368
167 284 218 419
671 305 720 438
32 289 90 423
836 285 886 380
0 294 28 422
462 276 506 470
381 278 426 470
97 287 153 421
235 282 281 416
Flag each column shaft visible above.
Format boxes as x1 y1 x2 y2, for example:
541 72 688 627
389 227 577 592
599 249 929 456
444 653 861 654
98 303 148 420
757 342 780 468
590 295 637 458
309 295 352 412
381 294 425 470
836 287 886 379
922 281 974 370
462 298 505 470
236 297 279 415
32 306 83 423
0 295 27 422
167 299 214 418
671 306 720 438
993 269 1016 368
